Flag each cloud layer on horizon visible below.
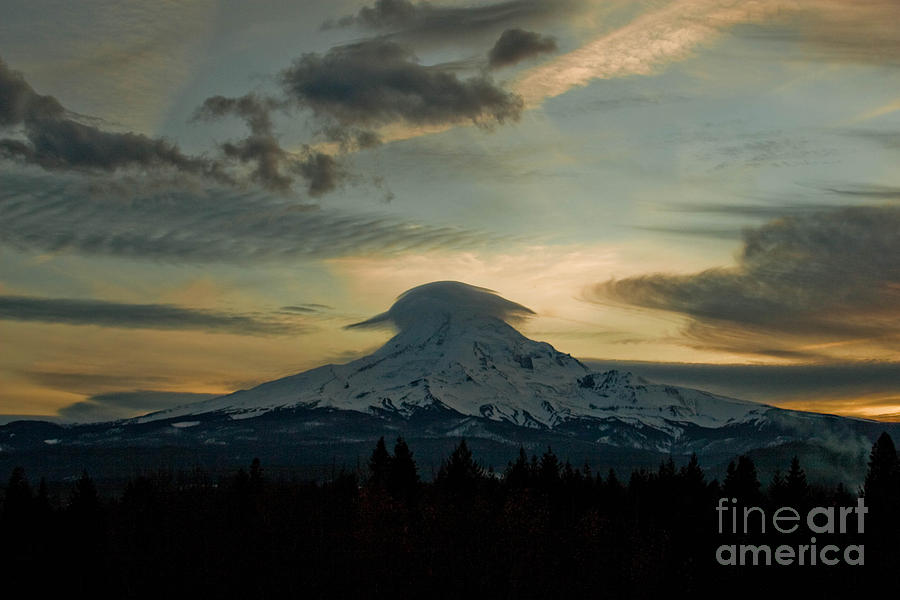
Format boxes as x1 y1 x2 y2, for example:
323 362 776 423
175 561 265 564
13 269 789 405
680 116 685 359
58 390 218 423
323 0 578 42
0 295 312 336
593 205 900 359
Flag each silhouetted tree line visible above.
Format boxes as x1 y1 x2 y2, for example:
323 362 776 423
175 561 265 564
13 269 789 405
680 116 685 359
2 433 899 598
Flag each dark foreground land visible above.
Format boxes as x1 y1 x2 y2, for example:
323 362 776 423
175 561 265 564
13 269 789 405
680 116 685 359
2 434 899 599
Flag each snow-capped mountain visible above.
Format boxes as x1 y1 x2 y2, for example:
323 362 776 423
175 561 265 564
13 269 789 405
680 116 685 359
141 281 771 437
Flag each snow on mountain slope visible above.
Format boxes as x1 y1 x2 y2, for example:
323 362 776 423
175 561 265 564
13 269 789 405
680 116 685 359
140 282 769 431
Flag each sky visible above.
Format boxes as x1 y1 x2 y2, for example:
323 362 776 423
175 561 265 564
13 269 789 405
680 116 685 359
1 0 899 423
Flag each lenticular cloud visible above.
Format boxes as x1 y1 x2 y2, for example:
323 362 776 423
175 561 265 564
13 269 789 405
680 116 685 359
347 281 535 331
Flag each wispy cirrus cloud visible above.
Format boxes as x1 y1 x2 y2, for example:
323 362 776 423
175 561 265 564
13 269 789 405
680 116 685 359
512 0 791 106
512 0 900 107
733 0 900 67
323 0 579 42
0 172 505 262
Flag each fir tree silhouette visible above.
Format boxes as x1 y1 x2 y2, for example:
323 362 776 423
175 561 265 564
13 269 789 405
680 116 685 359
679 454 705 489
387 436 419 501
768 469 788 505
538 446 561 489
784 456 809 507
722 455 761 503
2 466 32 522
436 439 483 493
368 436 391 490
249 457 264 494
864 432 899 504
863 432 900 576
863 432 900 535
504 446 531 488
69 470 100 516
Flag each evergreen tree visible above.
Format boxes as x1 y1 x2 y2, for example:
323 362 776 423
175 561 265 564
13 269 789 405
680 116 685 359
785 456 809 506
864 432 900 511
679 454 705 489
69 470 99 515
722 455 761 502
388 436 419 500
367 436 392 490
249 457 264 494
561 460 578 485
504 446 531 489
34 477 52 516
436 439 483 492
768 469 787 504
658 456 676 482
2 466 32 521
863 432 900 572
538 446 560 488
605 468 621 492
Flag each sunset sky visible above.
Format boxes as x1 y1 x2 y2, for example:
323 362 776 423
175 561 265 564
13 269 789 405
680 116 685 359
1 0 899 423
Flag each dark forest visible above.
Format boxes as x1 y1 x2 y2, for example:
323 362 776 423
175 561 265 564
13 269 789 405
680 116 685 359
2 434 899 598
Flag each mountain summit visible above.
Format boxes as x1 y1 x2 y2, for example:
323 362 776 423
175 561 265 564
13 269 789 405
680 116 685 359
144 281 767 434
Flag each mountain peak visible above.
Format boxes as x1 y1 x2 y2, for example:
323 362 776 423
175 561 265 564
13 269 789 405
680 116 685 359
140 282 767 433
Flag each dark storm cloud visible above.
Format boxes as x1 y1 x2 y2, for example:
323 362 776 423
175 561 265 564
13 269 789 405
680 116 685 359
195 40 522 194
324 0 577 41
488 28 557 68
193 93 343 196
58 390 218 423
0 295 312 336
591 205 900 357
0 57 225 180
195 94 282 137
296 151 340 196
280 39 523 128
196 50 485 197
0 57 65 124
0 172 504 262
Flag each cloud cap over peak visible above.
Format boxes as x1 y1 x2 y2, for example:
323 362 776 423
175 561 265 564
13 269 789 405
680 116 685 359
348 280 535 331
